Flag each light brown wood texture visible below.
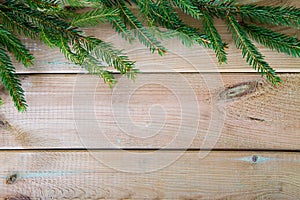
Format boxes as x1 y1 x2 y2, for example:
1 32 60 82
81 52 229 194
2 1 300 198
0 73 299 150
0 151 299 199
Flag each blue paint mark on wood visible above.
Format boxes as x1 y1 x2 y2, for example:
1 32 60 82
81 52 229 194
1 171 88 179
236 155 279 164
43 61 74 66
21 171 84 178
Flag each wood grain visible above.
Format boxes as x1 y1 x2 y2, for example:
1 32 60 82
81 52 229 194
0 73 299 150
0 150 299 199
1 1 300 198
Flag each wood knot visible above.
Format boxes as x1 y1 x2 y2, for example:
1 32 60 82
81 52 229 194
0 115 9 129
219 81 259 101
6 174 18 185
0 120 5 127
5 195 31 200
252 155 258 163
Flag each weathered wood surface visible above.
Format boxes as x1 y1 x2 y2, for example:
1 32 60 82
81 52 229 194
0 73 299 150
1 151 299 199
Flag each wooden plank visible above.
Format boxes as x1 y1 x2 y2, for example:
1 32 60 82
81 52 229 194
0 150 299 199
16 24 300 74
0 73 299 150
13 2 300 74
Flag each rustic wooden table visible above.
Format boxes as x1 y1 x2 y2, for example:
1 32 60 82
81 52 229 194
0 1 299 199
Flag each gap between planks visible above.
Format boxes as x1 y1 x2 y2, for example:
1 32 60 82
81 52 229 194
0 148 299 152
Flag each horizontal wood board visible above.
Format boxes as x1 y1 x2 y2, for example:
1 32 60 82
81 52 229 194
0 150 299 199
0 73 299 150
12 1 300 74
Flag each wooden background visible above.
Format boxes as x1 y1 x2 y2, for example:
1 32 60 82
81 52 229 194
0 0 300 199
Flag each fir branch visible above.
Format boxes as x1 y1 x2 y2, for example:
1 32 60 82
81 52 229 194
81 37 138 78
195 0 237 17
243 24 300 57
3 1 82 40
95 0 135 41
109 17 135 42
0 46 27 111
135 0 211 47
83 56 116 86
0 5 39 38
71 7 120 27
97 0 132 7
0 25 34 67
59 35 81 64
20 0 60 10
171 0 202 19
195 0 300 29
239 5 300 28
227 15 281 84
60 0 98 7
5 1 137 81
39 28 57 48
115 0 167 55
202 11 227 64
72 41 116 85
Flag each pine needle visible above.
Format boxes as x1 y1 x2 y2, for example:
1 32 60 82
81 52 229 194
227 15 282 84
0 47 27 111
71 8 120 27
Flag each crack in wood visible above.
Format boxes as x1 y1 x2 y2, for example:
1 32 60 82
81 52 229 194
248 116 265 122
